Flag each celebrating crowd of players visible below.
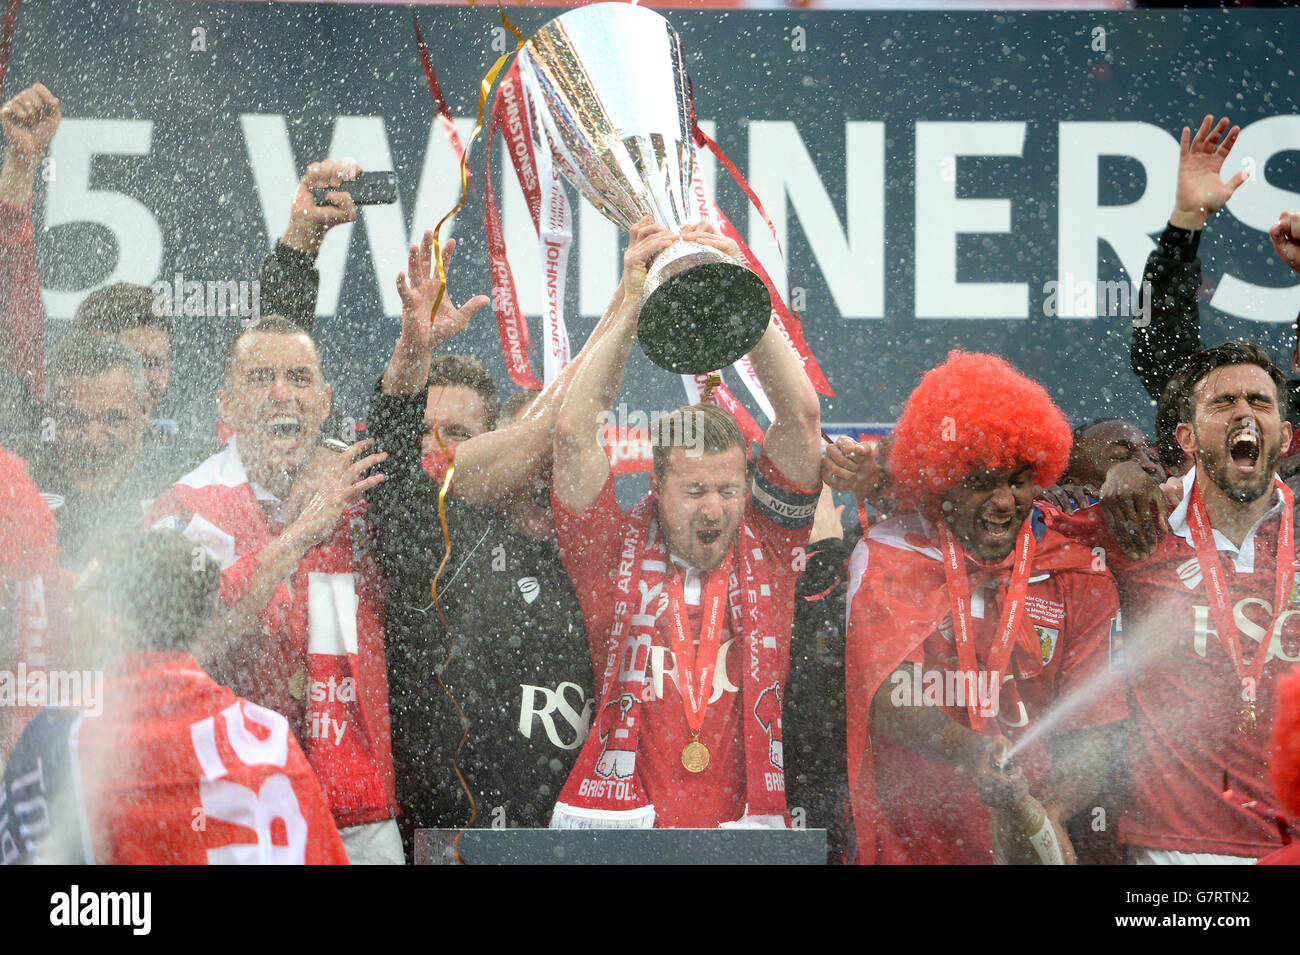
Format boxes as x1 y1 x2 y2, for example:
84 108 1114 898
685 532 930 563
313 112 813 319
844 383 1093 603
3 81 1300 865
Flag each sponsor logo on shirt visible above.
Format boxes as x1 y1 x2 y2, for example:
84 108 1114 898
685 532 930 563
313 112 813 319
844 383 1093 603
644 638 739 704
1191 598 1300 663
1176 557 1203 592
518 680 592 750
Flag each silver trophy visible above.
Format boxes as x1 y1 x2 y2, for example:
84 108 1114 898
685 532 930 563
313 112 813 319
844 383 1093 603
519 2 770 375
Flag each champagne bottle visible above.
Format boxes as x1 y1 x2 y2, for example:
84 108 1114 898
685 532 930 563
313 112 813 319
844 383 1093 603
991 793 1068 865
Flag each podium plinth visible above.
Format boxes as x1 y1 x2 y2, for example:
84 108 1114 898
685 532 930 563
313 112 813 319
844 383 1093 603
414 828 827 865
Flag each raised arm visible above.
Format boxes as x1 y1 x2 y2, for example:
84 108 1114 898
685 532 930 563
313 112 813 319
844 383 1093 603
680 222 822 488
1269 211 1300 378
0 84 60 403
379 228 625 508
255 159 360 330
552 218 676 512
0 83 59 204
1270 210 1300 277
382 230 487 395
1132 116 1247 401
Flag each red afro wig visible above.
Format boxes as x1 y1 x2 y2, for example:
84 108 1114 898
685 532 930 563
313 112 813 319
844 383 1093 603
1270 669 1300 820
888 351 1071 508
0 446 57 579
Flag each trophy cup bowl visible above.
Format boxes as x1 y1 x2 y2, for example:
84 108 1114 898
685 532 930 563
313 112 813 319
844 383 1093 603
520 2 771 375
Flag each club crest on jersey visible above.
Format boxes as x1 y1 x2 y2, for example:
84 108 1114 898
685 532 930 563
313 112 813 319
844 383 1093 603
517 576 540 604
349 517 368 561
1290 571 1300 606
1176 557 1204 592
1035 625 1060 665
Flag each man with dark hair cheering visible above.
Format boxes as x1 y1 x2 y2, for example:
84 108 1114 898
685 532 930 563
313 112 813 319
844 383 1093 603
145 318 399 863
1089 341 1300 863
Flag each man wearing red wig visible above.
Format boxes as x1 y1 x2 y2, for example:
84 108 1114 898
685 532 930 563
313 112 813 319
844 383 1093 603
845 351 1126 864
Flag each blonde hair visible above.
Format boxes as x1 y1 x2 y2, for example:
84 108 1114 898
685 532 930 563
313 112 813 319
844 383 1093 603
650 403 748 479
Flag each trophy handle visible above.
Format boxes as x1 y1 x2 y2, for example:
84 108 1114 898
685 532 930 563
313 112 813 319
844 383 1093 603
637 240 771 375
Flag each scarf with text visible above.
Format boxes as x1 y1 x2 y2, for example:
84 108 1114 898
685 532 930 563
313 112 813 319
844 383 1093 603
551 495 786 827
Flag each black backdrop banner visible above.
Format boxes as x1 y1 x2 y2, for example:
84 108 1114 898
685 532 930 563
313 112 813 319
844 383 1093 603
7 2 1300 440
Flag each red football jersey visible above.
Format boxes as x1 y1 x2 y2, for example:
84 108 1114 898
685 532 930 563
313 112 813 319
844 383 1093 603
144 442 397 828
77 652 348 864
1102 469 1300 857
847 513 1125 865
552 455 814 827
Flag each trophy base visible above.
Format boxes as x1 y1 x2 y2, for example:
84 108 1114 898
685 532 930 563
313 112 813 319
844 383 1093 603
637 241 771 375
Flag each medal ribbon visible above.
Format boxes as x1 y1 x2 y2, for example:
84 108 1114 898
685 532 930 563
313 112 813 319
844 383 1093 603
664 550 734 736
426 1 523 323
1184 476 1294 715
684 152 831 416
936 521 1036 731
686 108 832 397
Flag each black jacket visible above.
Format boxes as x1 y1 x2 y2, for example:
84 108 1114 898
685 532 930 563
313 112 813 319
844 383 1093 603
1131 222 1300 433
366 387 592 855
785 533 854 863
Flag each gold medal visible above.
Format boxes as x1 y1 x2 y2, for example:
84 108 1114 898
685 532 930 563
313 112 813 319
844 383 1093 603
1238 700 1257 736
681 739 710 774
288 663 307 701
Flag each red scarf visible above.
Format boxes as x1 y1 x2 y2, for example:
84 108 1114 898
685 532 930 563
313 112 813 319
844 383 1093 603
551 495 786 827
845 513 1102 863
